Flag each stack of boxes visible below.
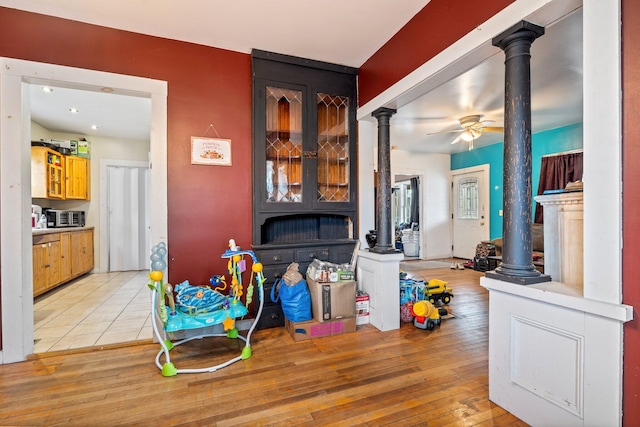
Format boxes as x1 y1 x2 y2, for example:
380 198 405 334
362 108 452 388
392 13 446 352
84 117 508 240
285 259 367 341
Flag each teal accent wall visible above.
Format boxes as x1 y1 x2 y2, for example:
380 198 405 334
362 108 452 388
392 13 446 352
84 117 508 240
451 123 583 239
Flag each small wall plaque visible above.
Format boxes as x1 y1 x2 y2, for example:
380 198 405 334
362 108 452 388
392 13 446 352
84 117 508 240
191 137 232 166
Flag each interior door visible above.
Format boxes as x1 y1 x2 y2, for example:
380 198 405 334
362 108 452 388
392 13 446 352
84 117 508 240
107 165 150 271
452 166 489 260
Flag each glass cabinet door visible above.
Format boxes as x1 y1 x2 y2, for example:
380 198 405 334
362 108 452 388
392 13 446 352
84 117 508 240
265 86 303 203
317 93 350 202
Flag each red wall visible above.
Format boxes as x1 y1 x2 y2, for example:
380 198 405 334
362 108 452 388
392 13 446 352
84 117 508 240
0 7 252 285
622 0 640 423
358 0 514 106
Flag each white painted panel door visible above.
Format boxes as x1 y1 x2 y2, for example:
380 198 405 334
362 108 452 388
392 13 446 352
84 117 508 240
107 165 150 271
452 168 489 260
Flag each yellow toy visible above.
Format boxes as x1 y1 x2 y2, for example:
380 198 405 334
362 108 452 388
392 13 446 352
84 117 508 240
425 279 454 305
411 300 441 330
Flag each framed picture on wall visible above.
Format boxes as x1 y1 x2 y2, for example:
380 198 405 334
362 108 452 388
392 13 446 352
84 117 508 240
191 137 232 166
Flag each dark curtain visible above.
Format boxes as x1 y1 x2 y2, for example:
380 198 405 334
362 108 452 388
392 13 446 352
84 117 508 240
409 177 420 227
534 152 583 223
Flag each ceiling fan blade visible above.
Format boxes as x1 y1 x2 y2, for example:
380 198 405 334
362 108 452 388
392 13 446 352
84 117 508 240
482 126 504 133
427 129 463 136
450 134 463 145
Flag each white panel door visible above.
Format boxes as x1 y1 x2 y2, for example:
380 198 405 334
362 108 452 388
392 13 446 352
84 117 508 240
452 166 489 260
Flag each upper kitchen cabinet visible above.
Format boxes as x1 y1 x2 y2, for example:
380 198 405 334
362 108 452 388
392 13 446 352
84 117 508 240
31 146 90 200
31 146 65 199
251 50 358 245
65 155 90 200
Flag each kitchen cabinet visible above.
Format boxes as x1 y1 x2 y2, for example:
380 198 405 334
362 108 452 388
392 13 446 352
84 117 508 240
32 233 61 297
59 232 72 283
71 229 94 277
32 228 94 297
65 156 90 200
31 146 65 199
31 147 90 200
251 50 358 328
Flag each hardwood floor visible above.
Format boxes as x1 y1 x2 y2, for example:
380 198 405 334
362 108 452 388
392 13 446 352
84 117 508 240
0 264 528 426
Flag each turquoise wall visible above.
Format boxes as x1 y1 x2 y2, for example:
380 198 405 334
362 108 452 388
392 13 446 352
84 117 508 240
451 123 583 239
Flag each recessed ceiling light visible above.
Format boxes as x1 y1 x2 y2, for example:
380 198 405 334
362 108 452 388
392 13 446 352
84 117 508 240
91 125 99 130
42 86 53 93
69 108 79 114
100 87 114 93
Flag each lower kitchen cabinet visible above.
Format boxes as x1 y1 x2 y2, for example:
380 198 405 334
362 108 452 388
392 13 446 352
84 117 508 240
32 234 61 297
59 232 72 282
33 228 94 297
71 229 94 276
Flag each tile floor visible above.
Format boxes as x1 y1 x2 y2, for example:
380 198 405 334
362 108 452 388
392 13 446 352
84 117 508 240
34 270 153 353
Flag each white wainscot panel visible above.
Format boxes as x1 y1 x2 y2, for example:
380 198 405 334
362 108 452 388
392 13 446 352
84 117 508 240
511 315 583 417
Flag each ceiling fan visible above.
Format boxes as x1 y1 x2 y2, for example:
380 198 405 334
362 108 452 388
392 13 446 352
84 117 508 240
428 114 503 150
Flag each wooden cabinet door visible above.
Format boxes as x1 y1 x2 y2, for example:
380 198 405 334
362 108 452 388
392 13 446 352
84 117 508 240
71 230 94 276
70 231 84 276
59 232 72 282
47 241 61 288
32 244 48 296
31 147 64 199
33 240 61 296
82 230 94 272
65 156 89 200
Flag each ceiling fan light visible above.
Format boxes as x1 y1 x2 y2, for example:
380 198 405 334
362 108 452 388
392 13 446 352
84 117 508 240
460 130 474 142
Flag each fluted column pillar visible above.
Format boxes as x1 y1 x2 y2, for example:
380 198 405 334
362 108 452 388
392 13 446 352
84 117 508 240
486 21 550 285
371 107 397 254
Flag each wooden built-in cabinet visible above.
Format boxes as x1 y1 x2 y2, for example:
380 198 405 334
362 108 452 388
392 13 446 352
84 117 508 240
251 50 358 329
31 146 65 199
32 234 61 296
31 146 90 200
71 229 94 277
65 155 90 200
33 228 94 297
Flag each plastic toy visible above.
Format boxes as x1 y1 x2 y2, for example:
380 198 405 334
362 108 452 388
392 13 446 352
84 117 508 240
424 279 454 305
148 239 265 376
411 300 441 330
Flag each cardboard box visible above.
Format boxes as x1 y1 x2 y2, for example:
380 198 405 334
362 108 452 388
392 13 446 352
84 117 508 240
356 293 370 325
307 278 356 322
285 316 356 342
50 139 71 150
77 139 90 158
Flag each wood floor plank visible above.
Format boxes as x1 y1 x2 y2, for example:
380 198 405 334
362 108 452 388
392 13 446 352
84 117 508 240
0 265 529 426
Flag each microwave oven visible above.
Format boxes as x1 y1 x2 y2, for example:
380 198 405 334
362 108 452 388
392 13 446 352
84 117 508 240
45 210 86 228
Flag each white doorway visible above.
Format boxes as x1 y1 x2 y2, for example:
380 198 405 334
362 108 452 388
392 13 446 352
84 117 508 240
106 163 150 272
393 175 421 257
451 165 489 260
0 58 167 364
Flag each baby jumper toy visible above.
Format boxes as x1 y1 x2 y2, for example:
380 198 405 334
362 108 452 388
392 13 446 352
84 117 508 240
148 239 266 376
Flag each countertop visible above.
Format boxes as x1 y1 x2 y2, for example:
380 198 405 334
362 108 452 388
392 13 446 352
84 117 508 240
32 226 94 236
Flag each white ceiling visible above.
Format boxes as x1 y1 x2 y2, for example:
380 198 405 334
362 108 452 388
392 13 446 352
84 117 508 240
5 1 583 153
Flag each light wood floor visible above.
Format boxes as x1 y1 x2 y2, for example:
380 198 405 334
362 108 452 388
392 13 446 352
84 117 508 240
1 263 528 426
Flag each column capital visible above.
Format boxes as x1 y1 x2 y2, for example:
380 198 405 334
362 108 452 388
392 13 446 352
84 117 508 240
492 20 545 50
371 107 397 119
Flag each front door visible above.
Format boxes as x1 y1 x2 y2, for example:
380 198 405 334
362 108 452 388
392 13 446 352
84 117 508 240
451 166 489 260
